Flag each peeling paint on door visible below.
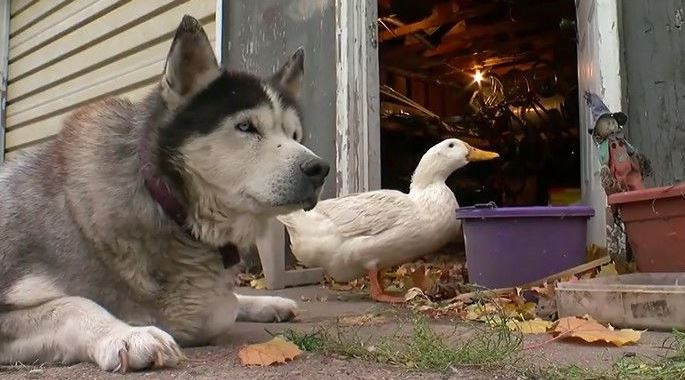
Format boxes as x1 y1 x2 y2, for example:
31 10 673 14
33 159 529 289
621 0 685 186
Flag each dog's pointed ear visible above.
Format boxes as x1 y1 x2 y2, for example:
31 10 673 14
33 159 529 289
161 15 220 109
271 48 304 99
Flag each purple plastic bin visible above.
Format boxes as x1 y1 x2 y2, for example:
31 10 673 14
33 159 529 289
456 205 595 289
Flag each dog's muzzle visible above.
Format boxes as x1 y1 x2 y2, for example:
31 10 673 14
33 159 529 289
299 157 330 189
297 157 329 211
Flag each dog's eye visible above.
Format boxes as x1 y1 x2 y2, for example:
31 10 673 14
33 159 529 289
236 121 258 134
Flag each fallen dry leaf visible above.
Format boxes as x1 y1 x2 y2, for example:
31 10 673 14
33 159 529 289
507 319 553 334
237 272 262 287
577 270 597 280
586 244 608 262
464 303 499 321
596 263 619 278
531 282 556 298
535 296 558 320
319 253 467 304
339 314 388 326
404 287 429 302
413 300 466 319
551 316 643 347
405 265 440 292
464 300 537 321
249 277 267 290
329 282 354 291
238 337 302 366
395 264 411 278
502 302 537 319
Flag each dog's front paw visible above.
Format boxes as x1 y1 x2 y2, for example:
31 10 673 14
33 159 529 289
93 325 185 373
243 296 298 323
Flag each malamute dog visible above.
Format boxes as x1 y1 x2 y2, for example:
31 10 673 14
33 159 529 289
0 15 329 372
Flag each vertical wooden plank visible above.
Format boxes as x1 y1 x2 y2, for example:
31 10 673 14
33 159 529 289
379 68 389 85
214 0 222 64
1 0 9 161
222 0 345 289
427 83 443 116
224 0 339 196
621 0 685 186
335 0 381 195
392 75 407 95
411 78 426 106
443 87 451 116
444 87 459 116
576 0 621 246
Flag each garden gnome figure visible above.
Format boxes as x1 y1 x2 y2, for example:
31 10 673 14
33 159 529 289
584 91 651 194
585 91 652 275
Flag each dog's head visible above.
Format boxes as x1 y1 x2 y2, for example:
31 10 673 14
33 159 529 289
156 16 329 218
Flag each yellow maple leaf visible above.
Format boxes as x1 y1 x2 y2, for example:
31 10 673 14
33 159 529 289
597 263 619 278
507 319 553 334
238 337 302 366
551 316 643 347
464 303 499 320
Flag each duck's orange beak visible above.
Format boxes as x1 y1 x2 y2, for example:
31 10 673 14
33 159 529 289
466 146 499 162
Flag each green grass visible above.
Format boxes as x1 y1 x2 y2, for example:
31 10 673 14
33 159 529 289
282 283 685 380
283 313 522 371
525 330 685 380
284 312 685 380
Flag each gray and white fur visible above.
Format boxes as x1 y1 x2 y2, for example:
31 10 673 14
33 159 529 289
0 15 329 372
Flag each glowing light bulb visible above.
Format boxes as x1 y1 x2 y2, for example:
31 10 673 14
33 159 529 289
473 69 484 84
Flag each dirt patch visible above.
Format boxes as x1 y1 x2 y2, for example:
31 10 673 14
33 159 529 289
0 346 517 380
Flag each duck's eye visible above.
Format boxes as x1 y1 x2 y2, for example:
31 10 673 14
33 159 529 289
236 121 258 134
292 132 298 140
448 143 455 148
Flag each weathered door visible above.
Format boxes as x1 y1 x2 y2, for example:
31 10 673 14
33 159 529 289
575 0 622 246
620 0 685 186
219 0 380 289
219 0 337 289
219 0 338 198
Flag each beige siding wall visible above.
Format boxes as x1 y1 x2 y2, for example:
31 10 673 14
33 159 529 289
4 0 217 160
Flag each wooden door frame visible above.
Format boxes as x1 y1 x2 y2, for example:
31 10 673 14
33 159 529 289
335 0 382 195
215 0 382 289
0 0 10 163
576 0 622 246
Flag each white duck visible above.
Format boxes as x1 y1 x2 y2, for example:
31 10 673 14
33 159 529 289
277 138 499 303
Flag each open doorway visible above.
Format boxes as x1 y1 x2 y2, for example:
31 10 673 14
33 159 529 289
377 0 580 209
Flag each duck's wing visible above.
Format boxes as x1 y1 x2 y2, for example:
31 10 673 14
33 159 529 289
314 190 416 238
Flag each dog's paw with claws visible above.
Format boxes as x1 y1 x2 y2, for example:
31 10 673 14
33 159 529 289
93 325 185 373
245 296 298 323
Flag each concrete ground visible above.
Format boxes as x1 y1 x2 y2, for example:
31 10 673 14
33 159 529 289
0 286 674 380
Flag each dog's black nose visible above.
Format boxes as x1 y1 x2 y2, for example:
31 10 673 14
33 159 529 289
300 158 330 187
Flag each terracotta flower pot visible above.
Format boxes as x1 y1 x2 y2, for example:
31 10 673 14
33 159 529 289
608 183 685 272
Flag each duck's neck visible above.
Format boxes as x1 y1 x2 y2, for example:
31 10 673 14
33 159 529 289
409 156 452 194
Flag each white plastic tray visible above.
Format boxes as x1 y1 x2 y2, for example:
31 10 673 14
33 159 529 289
556 273 685 330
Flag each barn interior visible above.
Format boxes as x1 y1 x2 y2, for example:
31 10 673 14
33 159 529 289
378 0 581 208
